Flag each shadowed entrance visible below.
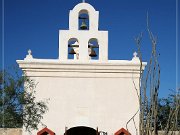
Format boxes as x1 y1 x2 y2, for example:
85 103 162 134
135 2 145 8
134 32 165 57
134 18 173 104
65 126 97 135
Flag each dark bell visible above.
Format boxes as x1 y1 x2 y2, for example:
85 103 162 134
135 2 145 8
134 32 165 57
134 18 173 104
80 21 88 30
89 48 97 57
69 48 76 54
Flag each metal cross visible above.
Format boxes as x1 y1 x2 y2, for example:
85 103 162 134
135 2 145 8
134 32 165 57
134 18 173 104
82 0 85 3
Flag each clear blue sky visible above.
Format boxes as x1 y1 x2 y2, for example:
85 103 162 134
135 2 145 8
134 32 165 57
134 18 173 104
0 0 179 97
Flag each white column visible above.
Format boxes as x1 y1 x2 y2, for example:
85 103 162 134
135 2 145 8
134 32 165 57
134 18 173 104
59 31 68 60
79 37 89 61
89 11 99 31
69 11 78 30
99 32 108 61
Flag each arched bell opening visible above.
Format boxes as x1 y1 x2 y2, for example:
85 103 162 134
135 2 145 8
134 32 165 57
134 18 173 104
68 38 79 60
78 10 89 30
88 38 99 60
65 126 97 135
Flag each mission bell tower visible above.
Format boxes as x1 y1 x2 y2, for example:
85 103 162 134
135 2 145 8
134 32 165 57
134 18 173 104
17 2 146 135
59 2 108 61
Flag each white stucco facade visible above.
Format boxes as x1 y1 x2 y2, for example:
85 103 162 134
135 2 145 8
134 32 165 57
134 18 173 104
17 2 146 135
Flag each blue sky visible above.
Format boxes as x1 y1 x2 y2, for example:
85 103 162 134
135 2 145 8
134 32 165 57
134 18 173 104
1 0 179 97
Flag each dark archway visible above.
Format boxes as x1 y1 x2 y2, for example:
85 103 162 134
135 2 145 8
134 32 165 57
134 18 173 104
65 126 97 135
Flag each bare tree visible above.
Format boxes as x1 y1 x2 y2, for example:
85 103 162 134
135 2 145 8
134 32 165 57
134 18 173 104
129 14 180 135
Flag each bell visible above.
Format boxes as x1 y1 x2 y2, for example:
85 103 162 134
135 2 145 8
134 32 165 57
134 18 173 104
69 48 76 54
80 21 88 30
89 48 97 57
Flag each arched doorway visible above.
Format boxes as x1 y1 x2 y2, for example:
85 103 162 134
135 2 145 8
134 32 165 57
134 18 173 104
65 126 97 135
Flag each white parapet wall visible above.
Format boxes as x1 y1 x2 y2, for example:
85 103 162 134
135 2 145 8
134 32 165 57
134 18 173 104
17 59 146 135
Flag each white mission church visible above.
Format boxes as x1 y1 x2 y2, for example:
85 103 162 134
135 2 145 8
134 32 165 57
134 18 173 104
17 1 146 135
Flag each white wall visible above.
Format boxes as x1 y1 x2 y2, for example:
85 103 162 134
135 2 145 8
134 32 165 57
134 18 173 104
17 60 146 135
17 2 146 135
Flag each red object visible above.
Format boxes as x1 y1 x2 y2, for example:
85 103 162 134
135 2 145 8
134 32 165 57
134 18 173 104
114 128 131 135
37 127 55 135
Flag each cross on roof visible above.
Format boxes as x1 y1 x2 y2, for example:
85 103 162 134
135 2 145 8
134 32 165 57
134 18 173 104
133 52 137 57
82 0 85 3
28 49 32 55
